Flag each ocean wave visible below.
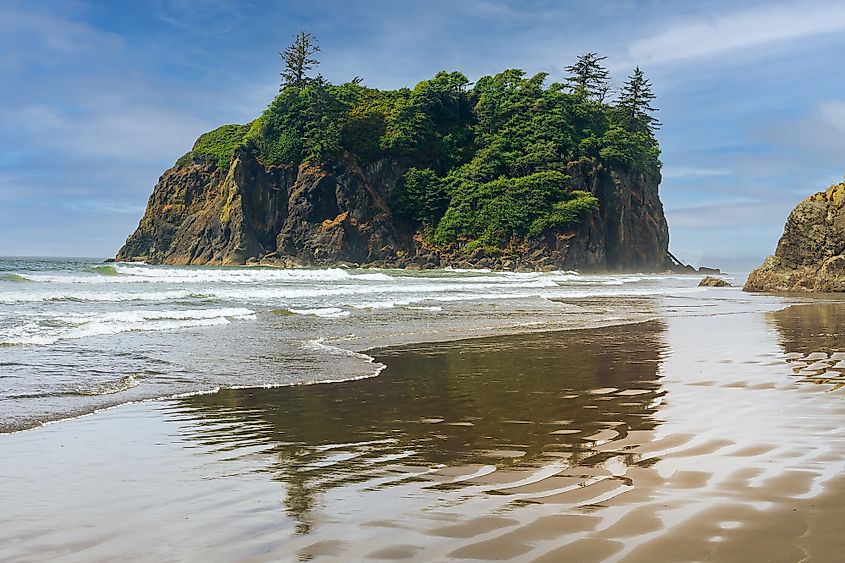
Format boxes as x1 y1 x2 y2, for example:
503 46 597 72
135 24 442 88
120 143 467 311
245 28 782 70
288 307 350 318
5 375 141 400
443 266 492 273
13 265 397 285
351 301 400 310
210 277 562 302
0 273 32 283
0 289 217 304
73 374 140 396
0 307 256 346
118 265 394 284
88 265 119 276
303 338 387 376
0 276 706 313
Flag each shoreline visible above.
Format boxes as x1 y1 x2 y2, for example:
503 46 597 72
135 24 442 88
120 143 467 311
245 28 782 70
0 311 664 436
117 253 713 276
6 285 843 437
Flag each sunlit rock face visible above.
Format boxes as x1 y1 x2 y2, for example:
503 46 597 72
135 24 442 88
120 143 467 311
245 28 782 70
117 149 670 272
745 181 845 293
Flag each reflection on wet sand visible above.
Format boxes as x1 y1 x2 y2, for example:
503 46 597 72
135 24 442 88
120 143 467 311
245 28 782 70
4 304 845 561
174 321 668 540
771 303 845 389
165 308 845 561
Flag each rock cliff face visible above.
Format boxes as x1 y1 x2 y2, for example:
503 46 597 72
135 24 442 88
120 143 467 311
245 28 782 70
118 149 670 271
744 181 845 292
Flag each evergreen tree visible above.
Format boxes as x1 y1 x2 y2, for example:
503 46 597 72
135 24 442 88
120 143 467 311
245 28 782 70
280 31 321 89
564 52 611 102
618 66 660 132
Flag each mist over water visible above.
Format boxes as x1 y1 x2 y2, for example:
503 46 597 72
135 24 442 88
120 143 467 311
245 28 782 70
0 257 771 432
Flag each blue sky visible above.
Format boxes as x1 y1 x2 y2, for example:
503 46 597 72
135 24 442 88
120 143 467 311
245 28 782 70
1 0 844 269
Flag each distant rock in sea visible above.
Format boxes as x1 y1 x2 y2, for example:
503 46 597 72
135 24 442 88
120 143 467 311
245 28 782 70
699 276 731 287
744 180 845 292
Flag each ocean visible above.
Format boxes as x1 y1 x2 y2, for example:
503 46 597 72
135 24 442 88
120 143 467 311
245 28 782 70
0 257 772 433
8 257 845 560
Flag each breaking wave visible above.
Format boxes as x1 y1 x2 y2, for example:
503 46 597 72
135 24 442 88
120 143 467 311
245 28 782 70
1 307 256 346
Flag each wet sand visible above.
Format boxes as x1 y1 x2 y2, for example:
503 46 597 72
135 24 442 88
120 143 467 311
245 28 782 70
3 303 845 561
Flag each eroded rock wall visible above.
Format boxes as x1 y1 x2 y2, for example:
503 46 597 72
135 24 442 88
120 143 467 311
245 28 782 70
117 150 671 272
744 182 845 292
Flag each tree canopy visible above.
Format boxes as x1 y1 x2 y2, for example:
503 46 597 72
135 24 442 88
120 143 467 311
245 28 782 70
617 66 660 133
178 45 661 254
280 31 320 89
564 52 611 102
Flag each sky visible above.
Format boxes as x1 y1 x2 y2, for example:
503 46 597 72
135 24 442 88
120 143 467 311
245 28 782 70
1 0 844 270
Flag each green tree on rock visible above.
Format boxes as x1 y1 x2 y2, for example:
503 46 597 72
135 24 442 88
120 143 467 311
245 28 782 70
565 52 611 102
280 31 321 89
618 66 660 133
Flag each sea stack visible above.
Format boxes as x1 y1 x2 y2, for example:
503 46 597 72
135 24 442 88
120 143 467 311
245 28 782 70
744 180 845 292
117 69 673 272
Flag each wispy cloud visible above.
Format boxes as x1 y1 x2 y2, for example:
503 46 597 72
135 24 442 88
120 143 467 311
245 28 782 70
662 166 733 179
62 200 146 215
151 0 246 35
627 2 845 65
0 5 122 69
666 200 789 229
815 101 845 134
6 100 210 161
754 99 845 165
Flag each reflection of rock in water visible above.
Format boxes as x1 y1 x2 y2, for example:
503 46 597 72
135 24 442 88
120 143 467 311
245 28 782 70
771 303 845 354
770 303 845 387
174 320 667 534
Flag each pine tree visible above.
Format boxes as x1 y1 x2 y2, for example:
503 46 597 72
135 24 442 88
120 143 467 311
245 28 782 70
564 52 611 102
618 66 660 132
280 31 320 89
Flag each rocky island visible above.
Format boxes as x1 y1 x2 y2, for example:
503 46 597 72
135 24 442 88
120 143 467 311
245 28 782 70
745 180 845 292
118 49 674 271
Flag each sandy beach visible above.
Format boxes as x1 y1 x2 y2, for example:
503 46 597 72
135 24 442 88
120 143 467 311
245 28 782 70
3 301 845 561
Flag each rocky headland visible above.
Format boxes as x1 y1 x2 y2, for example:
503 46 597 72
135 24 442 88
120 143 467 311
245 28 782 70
744 180 845 292
118 66 678 272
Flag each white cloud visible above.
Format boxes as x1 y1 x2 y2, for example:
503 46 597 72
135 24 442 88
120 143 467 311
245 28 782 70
151 0 245 35
6 99 210 162
0 6 123 69
816 101 845 134
753 99 845 164
662 166 733 179
666 200 790 229
627 2 845 65
62 200 146 215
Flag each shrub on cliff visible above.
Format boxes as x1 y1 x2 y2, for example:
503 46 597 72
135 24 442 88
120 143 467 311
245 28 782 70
433 171 599 249
176 124 251 170
392 168 450 227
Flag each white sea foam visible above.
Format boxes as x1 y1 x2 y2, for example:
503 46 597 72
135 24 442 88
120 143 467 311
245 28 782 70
1 307 256 346
0 289 214 304
74 374 140 396
406 306 443 312
288 307 351 318
19 265 396 285
304 338 387 376
352 301 401 310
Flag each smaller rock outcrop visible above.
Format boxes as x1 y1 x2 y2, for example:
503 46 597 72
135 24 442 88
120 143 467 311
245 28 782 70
744 181 845 293
699 276 731 287
698 266 721 275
